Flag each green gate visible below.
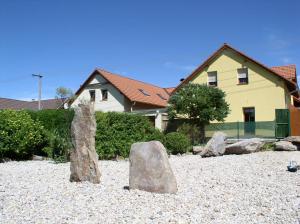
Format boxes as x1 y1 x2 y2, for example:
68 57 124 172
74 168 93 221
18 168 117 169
275 109 290 138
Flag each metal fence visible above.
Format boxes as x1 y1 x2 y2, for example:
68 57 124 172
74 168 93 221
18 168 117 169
165 119 276 139
205 121 276 139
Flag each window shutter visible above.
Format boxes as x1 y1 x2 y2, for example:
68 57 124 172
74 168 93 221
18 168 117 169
208 72 217 82
238 68 248 78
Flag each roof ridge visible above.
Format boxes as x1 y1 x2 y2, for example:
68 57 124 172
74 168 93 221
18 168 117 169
270 64 296 68
96 68 166 90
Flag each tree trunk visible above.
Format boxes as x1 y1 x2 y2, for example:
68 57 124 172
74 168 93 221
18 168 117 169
199 124 205 144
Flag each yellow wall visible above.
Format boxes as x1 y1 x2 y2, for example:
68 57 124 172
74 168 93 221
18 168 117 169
191 49 291 122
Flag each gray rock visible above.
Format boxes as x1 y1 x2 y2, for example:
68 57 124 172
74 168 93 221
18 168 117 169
200 132 227 157
283 136 300 150
192 146 204 155
70 104 101 184
32 155 44 161
275 141 297 151
129 141 177 193
225 138 264 155
283 136 300 143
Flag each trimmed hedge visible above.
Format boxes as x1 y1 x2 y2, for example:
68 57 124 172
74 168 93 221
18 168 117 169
0 109 191 161
0 110 46 160
95 112 164 159
28 109 74 162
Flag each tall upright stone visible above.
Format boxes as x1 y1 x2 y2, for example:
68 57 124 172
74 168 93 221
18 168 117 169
129 141 178 194
70 104 101 184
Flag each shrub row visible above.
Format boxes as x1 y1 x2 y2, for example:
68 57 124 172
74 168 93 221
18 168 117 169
0 109 191 161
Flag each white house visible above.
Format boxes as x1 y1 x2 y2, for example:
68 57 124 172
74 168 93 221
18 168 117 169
70 69 174 130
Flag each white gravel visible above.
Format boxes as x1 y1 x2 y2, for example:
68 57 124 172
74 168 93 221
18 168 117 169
1 151 300 224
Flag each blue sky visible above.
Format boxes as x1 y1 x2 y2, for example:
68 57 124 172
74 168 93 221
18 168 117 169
0 0 299 100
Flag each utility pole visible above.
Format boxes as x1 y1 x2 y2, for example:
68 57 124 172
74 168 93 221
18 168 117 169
32 74 43 110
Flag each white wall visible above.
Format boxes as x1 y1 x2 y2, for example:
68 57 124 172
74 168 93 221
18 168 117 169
71 74 127 112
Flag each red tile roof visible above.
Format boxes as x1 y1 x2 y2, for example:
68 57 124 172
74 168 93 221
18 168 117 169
75 69 173 108
163 87 175 95
270 65 297 82
0 98 63 110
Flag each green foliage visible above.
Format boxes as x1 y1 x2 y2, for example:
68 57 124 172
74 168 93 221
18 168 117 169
261 142 274 151
0 110 46 160
177 122 200 145
168 83 230 142
43 129 71 163
27 109 74 134
28 109 74 162
95 112 163 159
164 132 191 154
168 84 230 123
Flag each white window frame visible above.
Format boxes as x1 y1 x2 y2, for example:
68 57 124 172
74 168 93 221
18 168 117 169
237 68 249 84
207 71 218 86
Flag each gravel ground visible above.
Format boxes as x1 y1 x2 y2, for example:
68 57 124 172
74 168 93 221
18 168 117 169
0 151 300 224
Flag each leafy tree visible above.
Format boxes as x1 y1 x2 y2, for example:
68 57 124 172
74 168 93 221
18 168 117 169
55 87 74 108
167 83 230 143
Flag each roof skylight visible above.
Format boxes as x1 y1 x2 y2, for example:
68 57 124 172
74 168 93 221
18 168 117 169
157 93 167 100
139 89 150 96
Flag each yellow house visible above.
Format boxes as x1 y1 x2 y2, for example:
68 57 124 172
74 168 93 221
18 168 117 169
174 43 299 137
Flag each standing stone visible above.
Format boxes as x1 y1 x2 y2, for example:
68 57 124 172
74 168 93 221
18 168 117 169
275 141 297 151
225 138 264 155
200 132 227 157
70 104 101 184
129 141 177 193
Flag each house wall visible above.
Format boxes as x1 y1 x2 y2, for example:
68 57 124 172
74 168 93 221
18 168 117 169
191 49 290 122
71 74 127 112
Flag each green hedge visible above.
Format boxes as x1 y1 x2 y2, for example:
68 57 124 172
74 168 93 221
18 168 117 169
0 110 46 160
0 109 191 161
28 109 74 162
95 112 164 159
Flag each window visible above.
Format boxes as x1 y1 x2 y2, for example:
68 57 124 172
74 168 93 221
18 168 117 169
157 93 167 100
243 107 255 122
101 89 108 101
207 71 217 86
89 90 95 102
237 68 248 84
139 89 150 96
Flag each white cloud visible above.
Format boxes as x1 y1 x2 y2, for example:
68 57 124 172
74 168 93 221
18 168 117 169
164 62 196 72
281 57 292 64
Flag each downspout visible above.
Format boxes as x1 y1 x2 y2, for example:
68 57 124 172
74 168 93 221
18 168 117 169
131 101 136 112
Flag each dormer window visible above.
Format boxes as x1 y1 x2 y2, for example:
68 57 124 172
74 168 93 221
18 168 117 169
208 71 217 86
238 68 248 84
157 93 167 100
139 89 150 96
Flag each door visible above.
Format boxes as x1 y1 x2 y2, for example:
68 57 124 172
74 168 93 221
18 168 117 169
275 109 290 138
243 107 255 136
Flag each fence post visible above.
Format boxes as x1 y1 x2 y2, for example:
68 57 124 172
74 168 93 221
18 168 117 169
237 121 239 140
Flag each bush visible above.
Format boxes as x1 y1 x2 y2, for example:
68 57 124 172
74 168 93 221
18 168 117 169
27 109 74 134
164 132 191 155
177 122 200 145
28 109 74 162
95 112 163 159
0 110 46 160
